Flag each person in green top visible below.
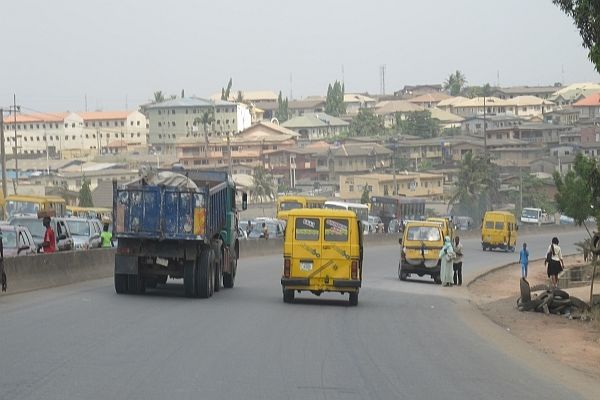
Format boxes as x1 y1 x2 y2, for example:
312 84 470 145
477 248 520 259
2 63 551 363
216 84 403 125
101 224 114 248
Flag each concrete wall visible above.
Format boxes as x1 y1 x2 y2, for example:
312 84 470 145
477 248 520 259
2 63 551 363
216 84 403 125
3 248 115 295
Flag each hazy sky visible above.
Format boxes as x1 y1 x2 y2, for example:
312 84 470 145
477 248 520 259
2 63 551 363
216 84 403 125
1 0 598 112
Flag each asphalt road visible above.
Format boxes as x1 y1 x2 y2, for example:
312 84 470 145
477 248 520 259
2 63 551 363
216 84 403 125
0 229 597 400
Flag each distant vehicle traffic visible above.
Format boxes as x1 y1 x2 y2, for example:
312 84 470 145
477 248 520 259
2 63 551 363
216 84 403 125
276 195 326 221
248 218 285 239
9 216 74 252
0 224 37 257
65 218 102 250
520 207 555 225
324 201 370 234
370 196 426 231
4 195 66 219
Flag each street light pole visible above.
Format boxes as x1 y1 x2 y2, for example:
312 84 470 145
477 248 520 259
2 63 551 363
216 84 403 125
483 95 487 156
0 108 7 198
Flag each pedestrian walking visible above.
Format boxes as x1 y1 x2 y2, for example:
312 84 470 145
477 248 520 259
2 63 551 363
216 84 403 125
545 237 564 288
101 224 114 248
453 236 464 286
439 236 455 286
519 243 529 279
42 217 57 254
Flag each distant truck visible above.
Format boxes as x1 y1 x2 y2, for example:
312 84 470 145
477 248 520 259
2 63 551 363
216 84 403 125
520 207 555 226
112 170 247 298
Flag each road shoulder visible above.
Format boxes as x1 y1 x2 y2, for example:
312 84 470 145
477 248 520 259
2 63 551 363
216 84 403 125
466 254 600 397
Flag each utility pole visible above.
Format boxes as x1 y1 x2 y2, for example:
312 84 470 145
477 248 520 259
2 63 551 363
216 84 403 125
483 95 487 156
0 108 7 198
8 95 21 191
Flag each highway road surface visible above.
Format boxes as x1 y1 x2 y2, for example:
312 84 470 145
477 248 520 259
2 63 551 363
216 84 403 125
1 229 598 400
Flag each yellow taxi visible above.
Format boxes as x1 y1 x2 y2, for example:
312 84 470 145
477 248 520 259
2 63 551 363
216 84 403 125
399 221 445 284
281 208 363 306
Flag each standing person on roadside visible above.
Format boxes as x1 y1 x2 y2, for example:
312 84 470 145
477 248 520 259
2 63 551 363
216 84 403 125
101 224 114 248
42 217 57 254
439 236 455 286
519 242 529 279
453 236 464 286
261 222 269 240
546 237 564 288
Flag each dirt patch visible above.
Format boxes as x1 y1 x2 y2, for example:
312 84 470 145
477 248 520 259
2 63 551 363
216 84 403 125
470 255 600 379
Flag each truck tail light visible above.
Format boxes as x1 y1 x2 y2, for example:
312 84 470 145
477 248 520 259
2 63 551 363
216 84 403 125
284 258 291 278
351 260 358 280
116 246 131 255
194 208 206 236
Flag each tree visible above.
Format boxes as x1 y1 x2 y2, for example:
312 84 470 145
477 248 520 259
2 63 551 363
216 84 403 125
78 178 94 207
554 153 600 307
275 91 289 122
463 83 492 98
221 78 233 100
325 80 346 117
251 166 275 203
152 91 165 104
236 90 244 103
553 0 600 73
194 109 215 162
449 152 499 221
349 109 384 137
398 110 440 138
361 186 370 204
444 70 467 96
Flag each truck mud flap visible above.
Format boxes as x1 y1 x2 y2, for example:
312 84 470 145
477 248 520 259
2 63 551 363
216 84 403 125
115 255 138 274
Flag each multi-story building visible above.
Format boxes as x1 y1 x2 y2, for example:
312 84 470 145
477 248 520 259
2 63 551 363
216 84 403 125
461 115 524 136
572 92 600 121
339 172 444 201
175 121 298 169
143 97 252 154
281 113 349 140
312 142 393 182
2 111 148 158
344 94 376 114
492 86 560 100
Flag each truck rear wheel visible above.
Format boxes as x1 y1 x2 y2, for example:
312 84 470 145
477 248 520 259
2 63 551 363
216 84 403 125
223 257 236 288
198 249 214 298
127 274 145 294
214 246 223 293
184 260 196 298
115 274 128 294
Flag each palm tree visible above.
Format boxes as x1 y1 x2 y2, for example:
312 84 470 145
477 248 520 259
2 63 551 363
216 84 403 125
153 91 165 104
252 166 274 203
444 70 467 96
194 109 215 163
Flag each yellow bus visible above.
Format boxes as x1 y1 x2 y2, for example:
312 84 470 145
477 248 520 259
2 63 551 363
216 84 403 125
276 195 327 220
66 206 112 220
4 194 67 219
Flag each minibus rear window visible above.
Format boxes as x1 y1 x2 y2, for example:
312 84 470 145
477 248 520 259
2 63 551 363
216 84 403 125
295 218 320 241
324 218 349 242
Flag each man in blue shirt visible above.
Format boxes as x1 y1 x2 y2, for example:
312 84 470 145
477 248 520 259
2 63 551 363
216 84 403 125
519 243 529 279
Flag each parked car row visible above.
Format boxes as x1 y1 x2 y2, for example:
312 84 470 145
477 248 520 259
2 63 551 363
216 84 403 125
239 218 286 239
0 215 109 257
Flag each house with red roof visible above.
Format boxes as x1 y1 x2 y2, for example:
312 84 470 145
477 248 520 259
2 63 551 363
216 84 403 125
573 92 600 120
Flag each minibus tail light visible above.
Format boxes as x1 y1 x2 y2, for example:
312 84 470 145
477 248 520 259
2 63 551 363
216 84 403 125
351 260 358 280
284 258 291 278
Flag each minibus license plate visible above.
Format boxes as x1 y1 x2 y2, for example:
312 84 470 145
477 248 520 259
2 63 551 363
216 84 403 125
300 261 313 271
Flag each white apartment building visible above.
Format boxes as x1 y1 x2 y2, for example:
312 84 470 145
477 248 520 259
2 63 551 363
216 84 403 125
451 96 553 118
2 111 148 158
143 97 252 154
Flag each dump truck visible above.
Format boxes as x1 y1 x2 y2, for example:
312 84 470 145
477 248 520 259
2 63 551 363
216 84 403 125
112 169 246 298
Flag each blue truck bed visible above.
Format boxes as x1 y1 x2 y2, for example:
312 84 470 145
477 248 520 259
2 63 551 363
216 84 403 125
113 178 228 242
